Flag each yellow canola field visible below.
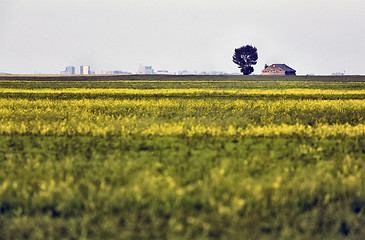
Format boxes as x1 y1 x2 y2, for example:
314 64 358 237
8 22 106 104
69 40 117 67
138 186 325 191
1 88 365 137
2 88 365 96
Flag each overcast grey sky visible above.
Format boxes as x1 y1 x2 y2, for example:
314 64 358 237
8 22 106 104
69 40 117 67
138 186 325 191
1 0 364 75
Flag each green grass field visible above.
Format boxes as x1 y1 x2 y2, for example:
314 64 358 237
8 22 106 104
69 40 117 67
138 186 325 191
1 76 365 239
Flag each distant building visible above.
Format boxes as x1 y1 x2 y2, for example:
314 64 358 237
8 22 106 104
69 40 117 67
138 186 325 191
113 70 131 74
105 70 132 74
80 66 91 75
138 65 154 74
178 70 197 75
60 66 75 75
66 66 75 74
262 64 296 76
156 70 169 74
200 71 227 75
332 72 344 76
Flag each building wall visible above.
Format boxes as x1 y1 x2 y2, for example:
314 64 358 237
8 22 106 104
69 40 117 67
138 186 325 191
262 71 286 76
138 65 154 74
61 66 75 75
262 66 286 76
65 66 75 75
285 71 296 76
262 66 296 76
80 66 90 75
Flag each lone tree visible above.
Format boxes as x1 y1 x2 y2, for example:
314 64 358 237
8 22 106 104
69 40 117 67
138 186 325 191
232 45 258 75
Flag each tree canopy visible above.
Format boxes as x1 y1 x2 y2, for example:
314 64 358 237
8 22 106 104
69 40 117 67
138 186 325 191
232 45 258 75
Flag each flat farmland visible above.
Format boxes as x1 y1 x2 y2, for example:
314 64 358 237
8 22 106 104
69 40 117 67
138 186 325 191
1 76 365 239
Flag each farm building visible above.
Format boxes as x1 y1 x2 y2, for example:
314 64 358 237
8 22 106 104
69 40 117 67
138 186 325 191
262 64 296 76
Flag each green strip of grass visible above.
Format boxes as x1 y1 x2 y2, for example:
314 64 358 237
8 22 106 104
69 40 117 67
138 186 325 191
1 135 365 239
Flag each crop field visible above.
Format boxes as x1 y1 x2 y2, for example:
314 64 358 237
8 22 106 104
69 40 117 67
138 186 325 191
1 77 365 239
